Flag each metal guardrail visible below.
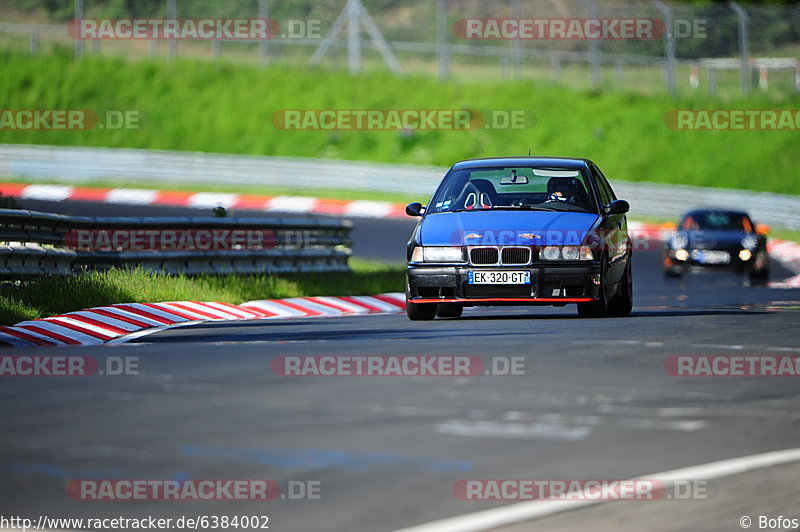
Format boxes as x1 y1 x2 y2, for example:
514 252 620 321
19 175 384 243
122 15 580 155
0 208 352 277
2 144 799 230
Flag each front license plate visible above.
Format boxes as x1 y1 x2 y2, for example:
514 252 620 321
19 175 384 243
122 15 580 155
468 271 531 284
694 250 731 264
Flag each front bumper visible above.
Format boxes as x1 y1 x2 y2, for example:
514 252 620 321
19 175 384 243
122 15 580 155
663 248 761 274
407 263 601 305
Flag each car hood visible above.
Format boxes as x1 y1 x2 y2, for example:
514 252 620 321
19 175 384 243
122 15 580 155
419 210 601 247
686 230 749 250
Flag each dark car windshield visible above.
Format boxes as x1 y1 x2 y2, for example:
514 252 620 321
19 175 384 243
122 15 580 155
426 166 597 214
680 212 754 232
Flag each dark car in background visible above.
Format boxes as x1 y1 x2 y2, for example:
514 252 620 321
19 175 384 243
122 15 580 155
404 157 633 320
663 208 770 283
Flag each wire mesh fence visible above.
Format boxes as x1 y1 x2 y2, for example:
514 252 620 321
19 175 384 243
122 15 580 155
1 0 799 96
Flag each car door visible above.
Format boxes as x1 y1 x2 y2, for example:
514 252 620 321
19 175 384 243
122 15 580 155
591 164 629 286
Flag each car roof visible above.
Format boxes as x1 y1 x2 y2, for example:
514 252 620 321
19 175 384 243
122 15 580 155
451 157 594 171
682 208 750 218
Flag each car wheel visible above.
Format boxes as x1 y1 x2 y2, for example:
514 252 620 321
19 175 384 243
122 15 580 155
749 267 770 285
437 303 463 318
578 258 609 318
407 300 437 320
608 260 633 317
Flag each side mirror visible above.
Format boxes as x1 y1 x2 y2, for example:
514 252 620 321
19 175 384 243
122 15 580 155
604 199 630 216
756 223 770 235
405 202 425 217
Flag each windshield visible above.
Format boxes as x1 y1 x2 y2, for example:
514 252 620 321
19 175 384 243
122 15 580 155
426 166 597 214
680 212 754 232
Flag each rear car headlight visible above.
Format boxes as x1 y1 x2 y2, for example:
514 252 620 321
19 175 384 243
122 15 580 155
412 246 464 262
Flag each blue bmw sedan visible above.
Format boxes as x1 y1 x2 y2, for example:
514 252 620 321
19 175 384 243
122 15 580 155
404 157 633 320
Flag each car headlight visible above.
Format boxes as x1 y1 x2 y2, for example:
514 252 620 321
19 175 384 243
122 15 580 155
561 246 580 260
412 246 464 263
542 246 561 260
541 245 594 261
670 233 689 250
739 249 752 261
674 249 689 261
741 235 758 251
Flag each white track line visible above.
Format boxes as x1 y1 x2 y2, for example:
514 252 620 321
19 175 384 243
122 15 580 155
393 447 800 532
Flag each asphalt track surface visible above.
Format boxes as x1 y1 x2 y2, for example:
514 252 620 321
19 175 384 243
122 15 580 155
1 199 800 532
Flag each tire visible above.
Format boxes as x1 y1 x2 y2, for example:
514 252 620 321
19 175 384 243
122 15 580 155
608 260 633 317
749 252 770 285
406 300 437 321
437 303 463 318
664 268 682 278
749 267 770 285
578 258 609 318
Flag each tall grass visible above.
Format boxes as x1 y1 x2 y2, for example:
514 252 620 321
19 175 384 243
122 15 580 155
1 48 799 194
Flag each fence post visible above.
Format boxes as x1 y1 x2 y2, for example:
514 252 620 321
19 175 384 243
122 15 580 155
652 0 677 95
615 58 624 82
551 55 562 82
795 63 800 93
437 0 449 80
708 67 717 95
583 0 600 90
212 40 221 60
729 2 750 95
510 0 521 78
259 0 270 65
167 0 178 60
31 28 39 55
689 63 699 88
74 0 84 59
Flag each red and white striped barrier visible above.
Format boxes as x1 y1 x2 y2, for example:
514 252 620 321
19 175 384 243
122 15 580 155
768 239 800 288
0 293 406 348
0 182 408 219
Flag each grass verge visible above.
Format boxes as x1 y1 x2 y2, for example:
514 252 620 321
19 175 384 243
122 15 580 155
2 49 800 195
0 259 405 326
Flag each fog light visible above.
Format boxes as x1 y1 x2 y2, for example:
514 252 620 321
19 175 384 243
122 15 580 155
674 249 689 261
739 249 752 261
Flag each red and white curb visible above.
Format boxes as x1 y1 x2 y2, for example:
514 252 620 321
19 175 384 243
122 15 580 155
767 239 800 288
0 182 408 219
0 294 406 348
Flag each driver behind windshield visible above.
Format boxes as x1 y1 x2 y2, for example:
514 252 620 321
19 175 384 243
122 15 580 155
546 176 589 210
